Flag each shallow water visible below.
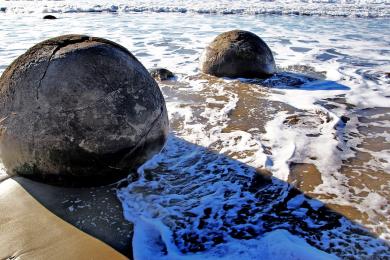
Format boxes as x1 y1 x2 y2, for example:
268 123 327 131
0 8 389 259
1 0 389 17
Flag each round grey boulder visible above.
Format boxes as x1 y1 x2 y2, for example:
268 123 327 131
149 68 175 81
200 30 276 78
43 15 57 20
0 34 169 186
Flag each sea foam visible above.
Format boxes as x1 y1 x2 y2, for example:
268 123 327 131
1 0 390 17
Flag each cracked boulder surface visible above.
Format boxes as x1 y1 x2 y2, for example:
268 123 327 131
200 30 276 79
0 34 169 187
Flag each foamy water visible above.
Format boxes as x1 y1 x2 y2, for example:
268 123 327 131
1 0 390 17
0 4 389 259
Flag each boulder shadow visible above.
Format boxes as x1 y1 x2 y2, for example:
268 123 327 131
8 133 389 259
12 176 134 258
117 135 389 259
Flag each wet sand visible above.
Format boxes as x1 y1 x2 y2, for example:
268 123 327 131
159 73 390 243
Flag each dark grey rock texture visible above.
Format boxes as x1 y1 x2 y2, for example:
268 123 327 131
0 34 169 186
43 15 57 20
200 30 276 79
149 68 175 81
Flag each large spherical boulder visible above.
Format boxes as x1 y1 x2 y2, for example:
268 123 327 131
0 35 169 186
200 30 276 79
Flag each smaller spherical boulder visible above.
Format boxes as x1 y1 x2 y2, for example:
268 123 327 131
149 68 175 81
43 15 57 20
200 30 276 79
0 34 169 186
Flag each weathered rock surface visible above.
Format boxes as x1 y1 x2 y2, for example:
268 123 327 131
200 30 276 79
0 34 169 186
149 68 175 81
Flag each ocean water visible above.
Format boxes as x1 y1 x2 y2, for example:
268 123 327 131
0 1 390 259
1 0 390 17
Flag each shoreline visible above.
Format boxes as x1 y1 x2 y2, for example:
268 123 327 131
1 1 390 18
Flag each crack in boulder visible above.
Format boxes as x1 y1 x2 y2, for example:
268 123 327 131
118 105 166 167
0 34 169 186
36 36 92 100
